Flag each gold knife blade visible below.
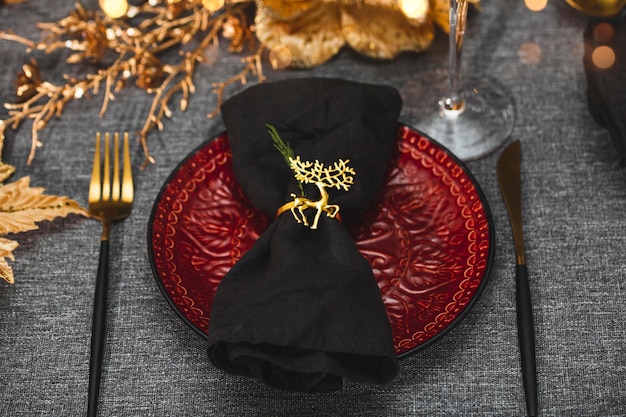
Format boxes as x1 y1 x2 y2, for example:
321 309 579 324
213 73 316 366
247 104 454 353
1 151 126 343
497 140 538 417
497 140 525 265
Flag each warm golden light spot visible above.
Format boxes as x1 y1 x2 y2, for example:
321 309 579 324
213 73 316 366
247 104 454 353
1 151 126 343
202 0 225 12
525 0 548 12
399 0 429 20
269 46 292 70
592 46 615 69
126 5 139 18
99 0 128 18
517 42 542 65
105 28 116 41
593 22 615 43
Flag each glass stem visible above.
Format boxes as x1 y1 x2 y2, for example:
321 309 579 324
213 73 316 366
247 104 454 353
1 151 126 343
442 0 469 114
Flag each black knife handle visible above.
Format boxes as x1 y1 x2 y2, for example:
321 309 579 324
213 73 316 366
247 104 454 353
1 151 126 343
516 263 537 417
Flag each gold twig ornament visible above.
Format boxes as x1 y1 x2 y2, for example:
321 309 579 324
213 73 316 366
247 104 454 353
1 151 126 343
280 156 355 230
0 0 263 168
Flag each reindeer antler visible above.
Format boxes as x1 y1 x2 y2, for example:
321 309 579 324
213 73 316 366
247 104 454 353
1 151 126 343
289 156 355 191
289 157 316 184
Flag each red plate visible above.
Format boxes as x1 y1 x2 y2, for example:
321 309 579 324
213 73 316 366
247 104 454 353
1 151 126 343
148 125 493 358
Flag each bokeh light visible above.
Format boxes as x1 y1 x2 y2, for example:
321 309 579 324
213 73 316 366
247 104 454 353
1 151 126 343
517 42 542 65
399 0 429 20
525 0 548 12
74 87 85 99
99 0 128 18
592 45 615 69
593 22 616 43
202 0 225 12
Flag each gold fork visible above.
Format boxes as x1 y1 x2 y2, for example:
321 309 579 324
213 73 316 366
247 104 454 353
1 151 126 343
87 132 133 417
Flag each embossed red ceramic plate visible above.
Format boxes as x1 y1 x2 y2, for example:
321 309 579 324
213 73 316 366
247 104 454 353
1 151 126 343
148 125 493 358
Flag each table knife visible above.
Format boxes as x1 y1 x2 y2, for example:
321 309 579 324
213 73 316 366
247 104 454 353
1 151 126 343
496 140 538 417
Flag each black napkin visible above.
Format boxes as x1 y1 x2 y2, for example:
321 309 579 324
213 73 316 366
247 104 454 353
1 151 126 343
583 10 626 165
206 78 402 393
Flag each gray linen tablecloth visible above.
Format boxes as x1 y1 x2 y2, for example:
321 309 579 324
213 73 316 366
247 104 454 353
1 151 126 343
1 1 625 416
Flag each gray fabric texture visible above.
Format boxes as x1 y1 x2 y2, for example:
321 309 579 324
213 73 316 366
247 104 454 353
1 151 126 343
1 1 625 416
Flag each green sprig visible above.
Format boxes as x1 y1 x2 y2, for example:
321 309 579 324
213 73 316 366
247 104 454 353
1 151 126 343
266 123 304 196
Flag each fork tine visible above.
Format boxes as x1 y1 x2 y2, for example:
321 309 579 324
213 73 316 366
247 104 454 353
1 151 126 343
89 132 102 203
121 132 133 203
102 133 111 201
111 132 121 202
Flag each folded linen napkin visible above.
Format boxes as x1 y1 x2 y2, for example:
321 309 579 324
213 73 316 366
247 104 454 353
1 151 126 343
206 78 402 392
583 10 626 165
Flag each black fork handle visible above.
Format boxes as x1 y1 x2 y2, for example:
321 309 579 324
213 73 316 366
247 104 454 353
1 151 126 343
88 239 109 417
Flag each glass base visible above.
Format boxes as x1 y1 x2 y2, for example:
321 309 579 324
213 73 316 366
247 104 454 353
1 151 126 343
412 76 515 161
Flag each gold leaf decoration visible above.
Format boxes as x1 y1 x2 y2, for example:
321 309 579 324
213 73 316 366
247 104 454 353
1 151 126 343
0 176 88 284
255 1 345 68
430 0 451 33
341 0 435 60
256 0 436 68
0 237 19 284
0 176 88 235
0 162 16 184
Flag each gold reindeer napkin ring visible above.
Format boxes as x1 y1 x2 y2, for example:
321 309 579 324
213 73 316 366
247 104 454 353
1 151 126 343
275 156 355 229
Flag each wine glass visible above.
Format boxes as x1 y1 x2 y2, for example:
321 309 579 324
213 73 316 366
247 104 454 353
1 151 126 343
413 0 515 161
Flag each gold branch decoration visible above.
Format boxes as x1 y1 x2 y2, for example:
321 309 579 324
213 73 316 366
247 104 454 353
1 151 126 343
0 0 263 168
